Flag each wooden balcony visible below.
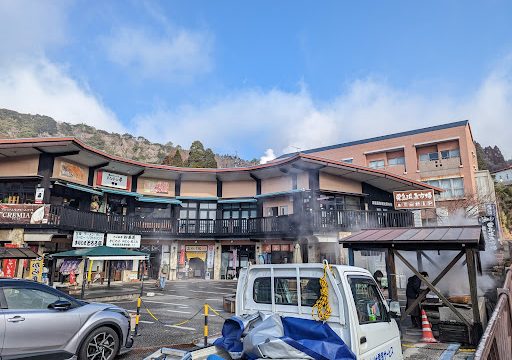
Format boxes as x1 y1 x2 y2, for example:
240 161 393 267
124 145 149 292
7 205 414 238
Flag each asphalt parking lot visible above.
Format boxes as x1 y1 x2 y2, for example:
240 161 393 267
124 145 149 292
115 279 237 360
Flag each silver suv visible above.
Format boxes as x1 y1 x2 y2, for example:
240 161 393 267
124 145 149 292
0 278 133 360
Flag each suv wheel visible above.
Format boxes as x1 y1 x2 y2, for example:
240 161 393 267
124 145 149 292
78 326 120 360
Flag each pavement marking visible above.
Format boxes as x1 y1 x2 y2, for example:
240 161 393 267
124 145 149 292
205 298 223 301
189 290 232 295
164 324 196 331
439 343 461 360
166 309 192 314
143 300 190 307
139 320 155 324
160 294 188 299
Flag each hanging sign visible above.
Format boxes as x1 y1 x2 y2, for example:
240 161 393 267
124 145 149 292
106 233 141 248
73 231 104 247
97 170 129 190
35 188 45 204
179 246 186 265
2 244 18 278
393 189 436 209
0 204 50 224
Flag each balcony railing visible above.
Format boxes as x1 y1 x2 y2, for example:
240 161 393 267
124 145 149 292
18 205 414 237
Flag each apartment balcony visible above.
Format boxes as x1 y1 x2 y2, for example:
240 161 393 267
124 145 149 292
418 157 462 178
0 205 414 238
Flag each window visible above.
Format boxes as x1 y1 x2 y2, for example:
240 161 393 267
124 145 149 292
253 277 321 306
419 152 439 162
425 177 465 199
441 149 460 159
341 158 353 164
279 206 288 216
388 157 405 166
222 203 257 219
369 160 385 169
3 288 63 310
348 276 387 324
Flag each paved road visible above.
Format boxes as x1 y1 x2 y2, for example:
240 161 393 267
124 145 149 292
115 280 237 360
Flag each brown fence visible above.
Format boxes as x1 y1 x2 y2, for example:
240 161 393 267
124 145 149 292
474 267 512 359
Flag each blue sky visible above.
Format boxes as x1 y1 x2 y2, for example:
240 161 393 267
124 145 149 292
1 1 512 161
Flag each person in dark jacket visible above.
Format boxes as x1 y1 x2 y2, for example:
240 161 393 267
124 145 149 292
406 271 428 328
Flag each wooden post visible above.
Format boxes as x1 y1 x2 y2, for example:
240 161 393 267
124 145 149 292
385 249 398 301
466 248 483 342
416 251 424 272
80 258 88 300
107 260 112 288
348 248 355 266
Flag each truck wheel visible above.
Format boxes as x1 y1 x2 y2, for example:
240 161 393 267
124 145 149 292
78 326 120 360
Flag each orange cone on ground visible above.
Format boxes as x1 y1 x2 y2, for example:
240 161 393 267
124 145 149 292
420 309 438 343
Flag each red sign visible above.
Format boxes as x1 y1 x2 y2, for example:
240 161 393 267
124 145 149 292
0 204 50 224
262 244 271 253
393 189 436 209
69 270 76 285
2 244 18 278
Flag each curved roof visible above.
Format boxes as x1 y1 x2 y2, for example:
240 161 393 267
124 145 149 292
0 137 441 193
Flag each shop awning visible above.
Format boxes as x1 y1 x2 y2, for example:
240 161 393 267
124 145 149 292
0 247 39 259
49 246 148 260
218 198 258 204
136 196 182 205
100 188 139 197
255 189 304 199
55 181 103 196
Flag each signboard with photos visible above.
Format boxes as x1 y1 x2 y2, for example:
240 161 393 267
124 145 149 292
393 189 436 209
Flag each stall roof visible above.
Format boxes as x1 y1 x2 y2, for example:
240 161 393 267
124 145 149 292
340 225 484 250
0 247 39 259
49 246 148 260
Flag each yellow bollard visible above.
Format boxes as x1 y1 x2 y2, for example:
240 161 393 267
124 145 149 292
134 297 142 336
204 303 209 347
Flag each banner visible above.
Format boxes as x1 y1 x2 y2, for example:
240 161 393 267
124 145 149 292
207 245 215 268
106 233 141 248
0 204 50 224
60 161 87 182
141 179 171 195
29 259 44 282
393 189 436 209
2 244 18 278
179 246 186 265
185 245 208 252
73 231 104 247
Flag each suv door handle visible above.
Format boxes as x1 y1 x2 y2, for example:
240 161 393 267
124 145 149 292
360 336 367 344
7 316 25 323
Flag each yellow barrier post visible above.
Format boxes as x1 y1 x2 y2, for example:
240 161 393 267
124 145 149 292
134 296 142 336
204 303 209 347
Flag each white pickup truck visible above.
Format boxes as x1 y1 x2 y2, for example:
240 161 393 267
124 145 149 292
146 262 403 360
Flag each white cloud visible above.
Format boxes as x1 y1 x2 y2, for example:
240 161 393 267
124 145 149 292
0 1 125 133
260 149 276 164
102 26 213 81
134 59 512 159
0 59 125 133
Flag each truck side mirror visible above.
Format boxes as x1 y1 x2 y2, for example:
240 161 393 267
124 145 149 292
388 301 401 319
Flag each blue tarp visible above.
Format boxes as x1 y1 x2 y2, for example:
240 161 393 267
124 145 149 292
214 314 356 360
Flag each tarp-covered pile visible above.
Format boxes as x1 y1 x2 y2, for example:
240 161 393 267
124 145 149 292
213 313 356 360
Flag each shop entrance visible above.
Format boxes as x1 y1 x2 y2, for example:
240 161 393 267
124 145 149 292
188 257 206 278
221 245 255 279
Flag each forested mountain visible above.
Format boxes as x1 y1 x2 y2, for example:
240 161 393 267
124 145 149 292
0 109 257 168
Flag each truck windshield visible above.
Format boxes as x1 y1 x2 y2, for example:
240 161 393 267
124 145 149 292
348 276 387 324
253 277 321 306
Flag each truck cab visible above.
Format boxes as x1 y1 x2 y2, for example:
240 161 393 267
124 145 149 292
235 263 402 360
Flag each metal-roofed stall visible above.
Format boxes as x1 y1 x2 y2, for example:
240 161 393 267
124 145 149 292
341 225 485 345
49 246 148 299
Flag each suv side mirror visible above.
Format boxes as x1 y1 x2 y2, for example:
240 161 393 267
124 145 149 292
49 300 72 311
388 301 401 318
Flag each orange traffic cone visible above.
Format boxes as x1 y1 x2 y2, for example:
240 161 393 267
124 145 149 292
420 309 438 343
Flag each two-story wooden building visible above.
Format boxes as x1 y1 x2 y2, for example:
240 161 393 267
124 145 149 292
0 137 438 281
